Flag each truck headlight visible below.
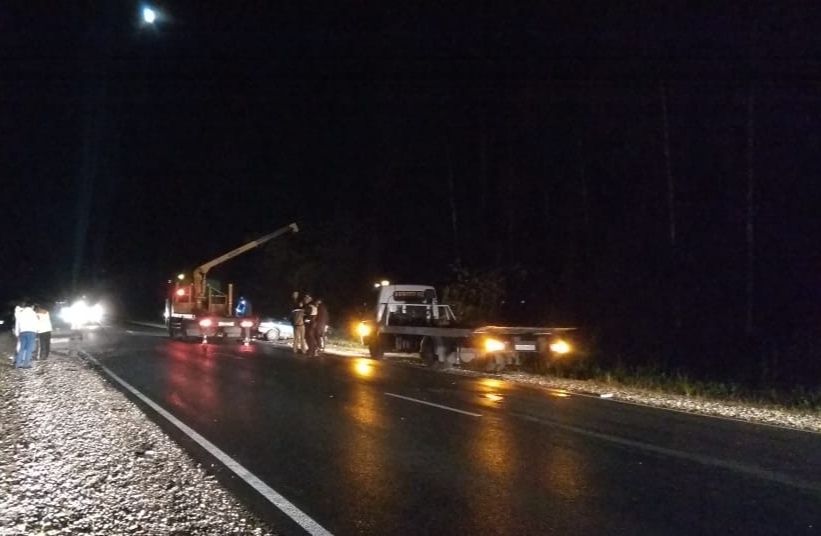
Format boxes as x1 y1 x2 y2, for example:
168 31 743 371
549 339 571 355
356 321 372 338
483 337 506 353
59 300 105 326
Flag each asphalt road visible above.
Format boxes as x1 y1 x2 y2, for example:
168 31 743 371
77 324 821 536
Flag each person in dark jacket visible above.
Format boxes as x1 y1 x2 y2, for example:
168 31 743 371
314 298 329 352
35 305 53 359
303 294 318 356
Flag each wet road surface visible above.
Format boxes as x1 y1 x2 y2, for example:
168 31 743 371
78 325 821 535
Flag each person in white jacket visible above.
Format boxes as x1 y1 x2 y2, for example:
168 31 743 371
14 302 39 368
35 304 53 359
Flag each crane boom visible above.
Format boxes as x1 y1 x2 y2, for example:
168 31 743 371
193 222 298 297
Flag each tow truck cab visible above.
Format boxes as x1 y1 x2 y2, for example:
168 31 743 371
374 285 455 326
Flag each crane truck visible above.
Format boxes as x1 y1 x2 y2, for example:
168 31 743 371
164 222 299 343
357 283 575 371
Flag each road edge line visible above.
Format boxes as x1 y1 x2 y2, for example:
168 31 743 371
80 351 334 536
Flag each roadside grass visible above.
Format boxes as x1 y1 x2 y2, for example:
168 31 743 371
327 334 367 351
550 361 821 414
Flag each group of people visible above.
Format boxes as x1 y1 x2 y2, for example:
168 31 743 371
12 301 52 369
290 292 328 357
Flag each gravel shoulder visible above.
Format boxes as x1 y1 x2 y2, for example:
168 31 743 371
0 332 278 536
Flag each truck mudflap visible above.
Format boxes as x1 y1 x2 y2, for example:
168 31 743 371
454 347 479 363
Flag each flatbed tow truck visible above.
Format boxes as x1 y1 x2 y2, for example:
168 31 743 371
357 283 575 371
164 223 298 343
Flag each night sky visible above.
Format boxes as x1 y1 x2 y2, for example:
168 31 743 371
3 3 821 381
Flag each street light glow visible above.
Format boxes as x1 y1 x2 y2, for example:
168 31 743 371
143 8 157 24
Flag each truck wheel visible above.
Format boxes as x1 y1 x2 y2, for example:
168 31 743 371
420 339 437 367
368 340 384 360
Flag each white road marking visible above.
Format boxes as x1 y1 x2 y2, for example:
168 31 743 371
385 392 482 417
83 353 334 536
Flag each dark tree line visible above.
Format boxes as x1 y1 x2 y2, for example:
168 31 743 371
245 79 821 389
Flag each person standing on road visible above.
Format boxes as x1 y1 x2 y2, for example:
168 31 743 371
35 305 53 359
303 294 318 356
314 298 329 353
14 301 39 368
13 305 22 357
291 300 306 354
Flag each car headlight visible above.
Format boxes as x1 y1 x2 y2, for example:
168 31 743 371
88 303 104 323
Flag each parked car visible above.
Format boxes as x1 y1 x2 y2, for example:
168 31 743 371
257 318 294 341
0 309 12 331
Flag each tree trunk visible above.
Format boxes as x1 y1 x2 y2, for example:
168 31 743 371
746 86 756 336
443 129 461 265
660 80 680 329
477 109 490 264
746 15 758 338
503 118 516 266
577 136 589 229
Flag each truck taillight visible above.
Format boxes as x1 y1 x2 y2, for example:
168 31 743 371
240 320 254 328
199 318 213 327
175 288 186 296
